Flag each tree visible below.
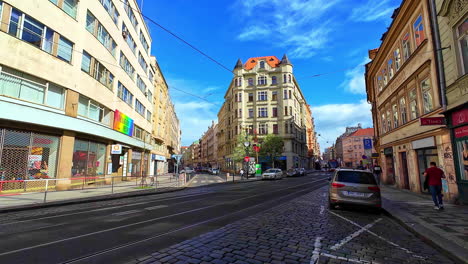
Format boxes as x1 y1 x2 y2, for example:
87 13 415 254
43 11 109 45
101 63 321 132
230 132 254 163
259 134 284 168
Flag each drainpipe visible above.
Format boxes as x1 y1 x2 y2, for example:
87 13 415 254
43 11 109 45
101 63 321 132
428 0 447 110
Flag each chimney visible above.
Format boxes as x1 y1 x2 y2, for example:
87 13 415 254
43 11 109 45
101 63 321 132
368 48 379 60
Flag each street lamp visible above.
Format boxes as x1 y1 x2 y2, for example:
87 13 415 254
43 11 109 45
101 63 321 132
243 140 250 179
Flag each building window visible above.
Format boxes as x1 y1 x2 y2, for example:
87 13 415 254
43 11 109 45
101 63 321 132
78 95 110 124
122 23 137 54
238 109 242 118
409 89 419 120
272 107 278 117
147 110 151 122
288 74 292 83
258 76 267 85
285 123 289 134
248 108 253 118
259 61 265 68
258 124 267 135
234 78 238 87
400 97 407 124
381 113 387 133
99 0 119 25
455 17 468 75
283 89 288 99
49 0 77 18
72 140 106 177
394 48 401 71
86 11 117 56
138 52 148 72
283 74 287 83
147 90 152 103
377 76 383 92
272 76 277 84
81 51 114 90
414 15 426 47
387 110 392 132
120 52 135 80
402 33 411 61
290 106 293 116
421 79 433 114
273 124 278 134
248 78 253 86
0 66 65 109
238 92 242 102
289 90 292 99
140 30 150 54
123 0 138 31
388 58 394 79
137 75 146 93
258 91 267 101
248 125 253 135
248 93 253 102
258 107 268 117
135 99 145 116
117 82 133 106
392 104 399 128
382 69 387 86
284 106 288 116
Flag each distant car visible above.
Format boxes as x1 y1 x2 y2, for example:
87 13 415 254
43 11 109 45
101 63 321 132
286 169 299 177
211 168 220 175
298 168 306 176
180 167 195 174
262 168 283 180
328 169 381 209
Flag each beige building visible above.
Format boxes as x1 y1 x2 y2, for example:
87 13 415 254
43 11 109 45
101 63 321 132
305 104 320 166
0 0 159 188
341 128 375 168
217 55 312 171
365 0 458 200
435 0 467 202
199 121 218 168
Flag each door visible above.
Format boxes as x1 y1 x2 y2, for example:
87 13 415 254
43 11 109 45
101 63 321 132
385 155 395 184
400 152 410 189
417 148 438 193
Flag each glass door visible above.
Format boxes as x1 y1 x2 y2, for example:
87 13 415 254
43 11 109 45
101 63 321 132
417 148 438 193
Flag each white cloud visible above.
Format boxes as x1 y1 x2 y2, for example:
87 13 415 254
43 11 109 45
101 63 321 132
312 100 373 152
235 0 340 59
341 57 371 95
350 0 397 22
166 78 221 146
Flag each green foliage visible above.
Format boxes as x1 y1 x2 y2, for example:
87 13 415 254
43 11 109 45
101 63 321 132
259 134 284 167
230 132 255 162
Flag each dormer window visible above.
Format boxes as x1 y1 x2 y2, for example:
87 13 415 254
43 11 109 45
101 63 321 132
259 61 265 68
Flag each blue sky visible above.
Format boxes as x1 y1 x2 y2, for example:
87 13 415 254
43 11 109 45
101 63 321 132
138 0 402 151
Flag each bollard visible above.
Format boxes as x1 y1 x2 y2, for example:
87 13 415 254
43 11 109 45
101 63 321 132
111 176 114 194
43 179 49 203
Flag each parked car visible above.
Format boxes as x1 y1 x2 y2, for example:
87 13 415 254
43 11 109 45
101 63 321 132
298 168 306 176
180 167 195 174
286 168 299 177
328 169 381 209
211 168 220 175
262 168 283 180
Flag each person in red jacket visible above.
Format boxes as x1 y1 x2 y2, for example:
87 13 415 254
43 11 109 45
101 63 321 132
423 162 446 210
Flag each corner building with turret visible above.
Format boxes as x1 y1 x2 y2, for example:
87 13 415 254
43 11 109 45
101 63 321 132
217 55 316 171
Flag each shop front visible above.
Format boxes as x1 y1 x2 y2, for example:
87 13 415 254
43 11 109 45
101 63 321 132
151 154 166 176
383 147 395 185
71 139 106 178
449 106 468 203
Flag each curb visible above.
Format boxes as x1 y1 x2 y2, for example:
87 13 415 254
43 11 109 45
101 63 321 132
381 203 468 264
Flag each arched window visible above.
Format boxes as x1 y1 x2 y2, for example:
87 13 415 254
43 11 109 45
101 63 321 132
288 74 292 83
283 74 287 83
238 77 242 86
234 78 238 87
259 61 265 68
272 76 277 84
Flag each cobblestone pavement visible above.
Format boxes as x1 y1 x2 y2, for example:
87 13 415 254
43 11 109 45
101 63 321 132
137 186 453 264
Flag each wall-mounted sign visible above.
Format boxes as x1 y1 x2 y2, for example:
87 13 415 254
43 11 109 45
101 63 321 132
113 110 134 136
363 139 372 149
420 117 445 126
152 154 166 161
384 147 393 155
454 126 468 138
452 108 468 126
371 153 379 158
111 144 122 154
412 137 435 149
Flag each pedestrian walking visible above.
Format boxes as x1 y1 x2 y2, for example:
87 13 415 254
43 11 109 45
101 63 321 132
423 162 446 210
240 169 244 179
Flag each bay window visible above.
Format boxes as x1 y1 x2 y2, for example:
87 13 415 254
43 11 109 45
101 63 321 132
421 78 433 114
409 88 419 120
392 104 398 128
399 97 407 124
394 48 401 71
414 15 426 47
402 33 411 61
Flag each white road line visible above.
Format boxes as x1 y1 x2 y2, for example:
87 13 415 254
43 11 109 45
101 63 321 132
309 236 322 264
320 253 374 264
328 211 425 259
111 210 140 216
319 205 324 215
144 205 168 210
201 180 206 183
209 180 214 183
330 218 382 250
0 179 327 257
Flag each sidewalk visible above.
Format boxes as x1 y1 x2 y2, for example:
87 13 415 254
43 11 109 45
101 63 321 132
381 185 468 264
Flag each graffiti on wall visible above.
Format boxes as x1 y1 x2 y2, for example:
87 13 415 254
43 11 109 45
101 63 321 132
442 145 456 183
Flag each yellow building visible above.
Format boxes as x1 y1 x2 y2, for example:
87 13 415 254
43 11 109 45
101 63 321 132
0 0 157 187
217 55 312 170
365 0 458 200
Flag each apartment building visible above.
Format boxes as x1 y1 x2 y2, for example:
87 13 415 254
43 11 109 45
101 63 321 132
305 104 320 166
435 0 467 202
365 0 458 200
335 124 363 166
341 128 375 168
217 55 312 170
199 121 218 168
0 0 156 188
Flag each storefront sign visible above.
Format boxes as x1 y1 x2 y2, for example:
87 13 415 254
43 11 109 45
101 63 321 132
132 152 142 159
111 144 122 154
363 139 372 149
412 137 435 149
371 153 379 158
152 154 166 161
454 126 468 138
113 110 134 136
384 147 393 155
452 108 468 126
420 117 445 126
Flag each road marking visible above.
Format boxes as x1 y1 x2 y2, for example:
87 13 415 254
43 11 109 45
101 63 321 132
320 253 374 264
330 218 382 250
145 205 168 210
0 179 328 257
319 205 324 215
111 210 140 216
309 236 322 263
328 211 425 259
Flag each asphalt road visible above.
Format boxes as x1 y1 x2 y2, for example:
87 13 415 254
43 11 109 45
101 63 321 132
0 172 329 264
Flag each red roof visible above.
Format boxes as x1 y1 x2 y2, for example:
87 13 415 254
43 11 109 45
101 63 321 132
244 56 280 70
351 128 374 137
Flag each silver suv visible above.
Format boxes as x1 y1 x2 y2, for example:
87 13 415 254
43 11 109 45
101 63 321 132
328 169 381 209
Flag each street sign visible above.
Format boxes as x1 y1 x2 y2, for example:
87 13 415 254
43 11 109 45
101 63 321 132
371 153 379 158
253 145 260 152
362 155 367 159
363 139 372 149
420 117 445 126
172 154 183 163
244 156 250 162
111 144 122 154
